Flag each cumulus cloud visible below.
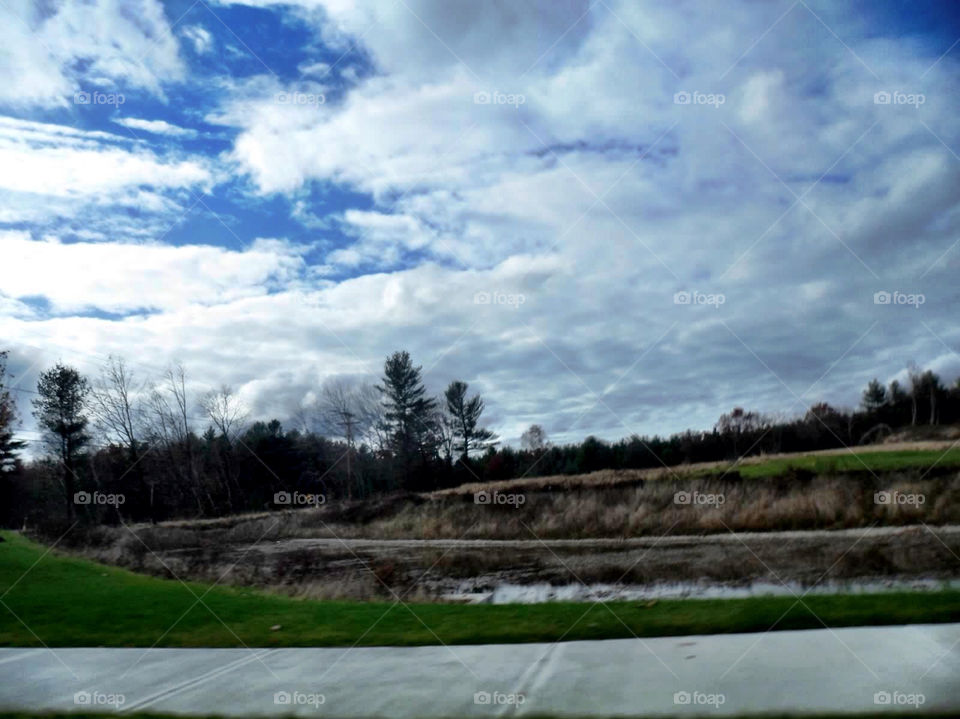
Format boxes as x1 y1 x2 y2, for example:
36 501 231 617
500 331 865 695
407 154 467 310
0 117 212 241
4 0 960 447
0 0 185 108
0 137 209 198
0 233 307 314
199 0 960 436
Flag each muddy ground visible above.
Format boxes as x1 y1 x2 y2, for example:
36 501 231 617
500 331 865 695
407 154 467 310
81 524 960 602
55 456 960 602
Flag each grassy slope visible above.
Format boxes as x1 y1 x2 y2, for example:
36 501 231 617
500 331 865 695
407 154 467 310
434 445 960 497
737 447 960 479
1 531 959 648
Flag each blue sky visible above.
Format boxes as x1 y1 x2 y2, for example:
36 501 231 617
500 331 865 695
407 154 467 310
1 0 959 450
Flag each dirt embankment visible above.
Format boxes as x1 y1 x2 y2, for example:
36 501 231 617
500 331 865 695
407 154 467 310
68 524 960 602
51 463 960 602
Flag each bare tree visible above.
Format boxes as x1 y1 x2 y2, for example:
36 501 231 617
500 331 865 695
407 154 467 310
200 385 248 443
434 405 455 464
145 364 209 515
146 365 191 445
90 355 152 515
715 407 768 457
908 363 922 427
319 378 380 498
521 424 549 452
91 356 143 458
199 385 248 511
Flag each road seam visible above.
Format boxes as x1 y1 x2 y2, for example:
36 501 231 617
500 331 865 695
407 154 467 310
120 649 276 713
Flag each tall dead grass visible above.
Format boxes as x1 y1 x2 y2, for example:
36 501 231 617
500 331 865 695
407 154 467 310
46 470 960 557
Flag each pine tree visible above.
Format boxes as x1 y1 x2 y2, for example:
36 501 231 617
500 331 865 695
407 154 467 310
861 378 887 413
33 363 90 520
444 380 497 463
376 351 436 485
0 351 26 473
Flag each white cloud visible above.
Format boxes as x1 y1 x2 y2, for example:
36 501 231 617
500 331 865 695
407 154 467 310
0 233 307 314
189 0 960 438
298 60 331 78
0 121 210 197
113 117 198 138
0 0 185 108
181 24 214 55
0 116 212 242
5 0 960 446
328 209 433 268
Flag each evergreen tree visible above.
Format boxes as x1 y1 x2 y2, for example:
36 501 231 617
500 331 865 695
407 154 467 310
860 378 887 413
33 363 90 520
443 380 497 463
376 351 437 486
0 351 26 473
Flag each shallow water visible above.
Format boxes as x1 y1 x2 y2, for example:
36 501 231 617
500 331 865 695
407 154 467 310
443 577 960 604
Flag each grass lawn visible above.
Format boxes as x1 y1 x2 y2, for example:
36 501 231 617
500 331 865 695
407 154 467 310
1 531 959 648
735 447 960 479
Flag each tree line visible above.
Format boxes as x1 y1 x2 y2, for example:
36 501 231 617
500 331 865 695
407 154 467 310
1 348 959 528
0 350 498 526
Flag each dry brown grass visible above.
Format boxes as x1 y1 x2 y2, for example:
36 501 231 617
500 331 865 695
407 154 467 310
63 469 960 555
429 440 959 498
55 468 960 602
308 471 960 541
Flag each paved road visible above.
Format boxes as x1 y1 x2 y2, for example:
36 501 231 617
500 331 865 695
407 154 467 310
2 624 958 717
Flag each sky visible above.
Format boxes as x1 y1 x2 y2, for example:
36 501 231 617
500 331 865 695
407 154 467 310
1 0 959 451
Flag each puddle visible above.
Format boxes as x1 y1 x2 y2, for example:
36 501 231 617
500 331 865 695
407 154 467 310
442 578 960 604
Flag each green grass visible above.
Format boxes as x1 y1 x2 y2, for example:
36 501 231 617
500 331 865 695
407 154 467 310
735 447 960 479
1 531 959 648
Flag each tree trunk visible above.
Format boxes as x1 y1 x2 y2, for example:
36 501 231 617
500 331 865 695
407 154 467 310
64 459 75 521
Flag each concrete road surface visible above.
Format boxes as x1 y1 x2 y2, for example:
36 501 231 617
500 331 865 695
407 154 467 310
1 623 957 717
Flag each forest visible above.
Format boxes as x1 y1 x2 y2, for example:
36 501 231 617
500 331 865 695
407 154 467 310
0 348 957 528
